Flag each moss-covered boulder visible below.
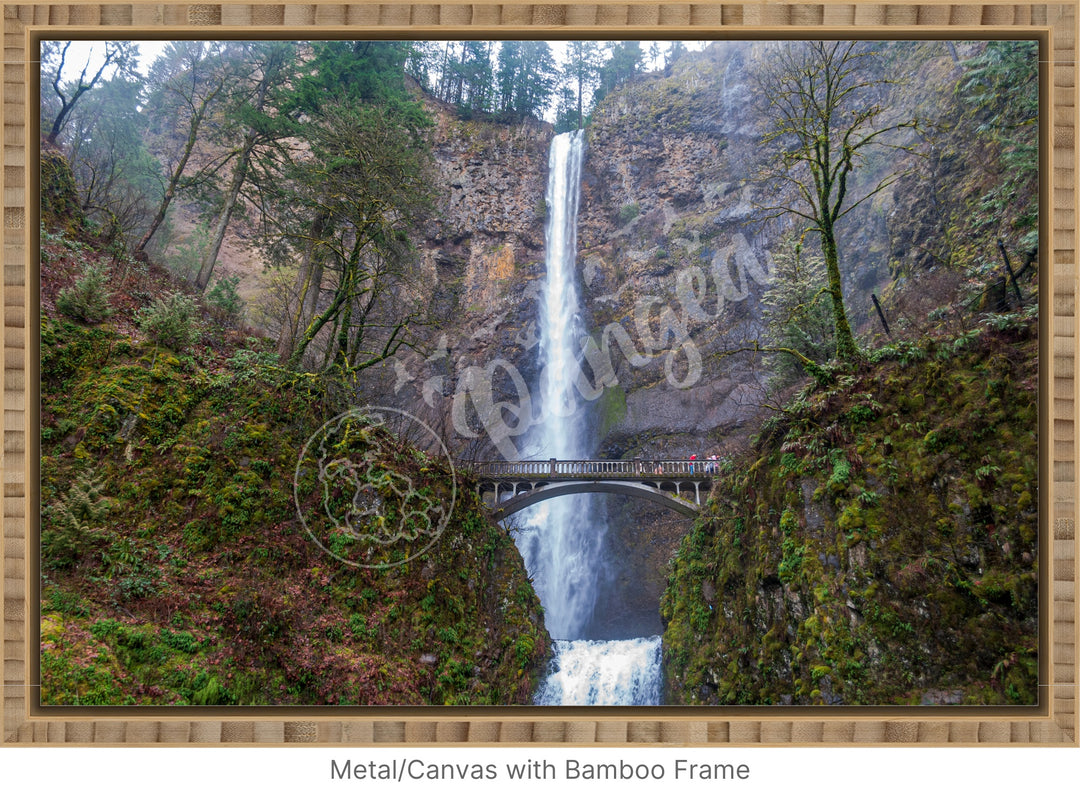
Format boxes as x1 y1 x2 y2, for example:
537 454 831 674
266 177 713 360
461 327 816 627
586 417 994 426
40 141 85 233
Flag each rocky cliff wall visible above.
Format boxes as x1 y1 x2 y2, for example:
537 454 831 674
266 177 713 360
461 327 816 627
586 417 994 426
380 41 991 639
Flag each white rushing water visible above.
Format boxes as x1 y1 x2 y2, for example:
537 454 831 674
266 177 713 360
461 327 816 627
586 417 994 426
536 637 663 706
513 130 601 640
514 131 663 705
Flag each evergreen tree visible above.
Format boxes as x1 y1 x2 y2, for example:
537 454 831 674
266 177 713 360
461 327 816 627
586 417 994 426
194 41 297 290
285 40 421 117
648 41 662 70
459 41 495 112
594 41 645 105
275 103 434 371
495 41 557 120
957 40 1039 243
665 41 688 71
431 41 495 114
761 233 835 387
559 41 604 130
262 41 435 371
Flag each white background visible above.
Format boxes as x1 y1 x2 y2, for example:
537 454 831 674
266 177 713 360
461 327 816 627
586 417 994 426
2 745 1078 800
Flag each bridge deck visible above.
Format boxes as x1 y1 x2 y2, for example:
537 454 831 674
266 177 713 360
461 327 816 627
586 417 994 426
469 460 714 520
469 458 718 482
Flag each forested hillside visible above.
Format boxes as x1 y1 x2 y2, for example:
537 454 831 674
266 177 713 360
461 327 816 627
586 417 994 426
645 40 1041 704
40 159 551 704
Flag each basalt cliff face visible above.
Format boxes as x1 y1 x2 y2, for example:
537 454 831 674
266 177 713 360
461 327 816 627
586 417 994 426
384 40 1036 644
386 45 788 466
401 42 896 465
383 47 787 635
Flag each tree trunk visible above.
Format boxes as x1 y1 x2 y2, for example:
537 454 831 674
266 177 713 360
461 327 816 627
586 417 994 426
197 46 289 290
287 283 347 370
135 95 216 256
288 236 364 370
277 211 329 364
194 148 249 291
821 223 859 362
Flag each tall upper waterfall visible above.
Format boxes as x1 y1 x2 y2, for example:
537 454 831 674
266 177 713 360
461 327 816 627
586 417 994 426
513 130 663 705
513 130 602 641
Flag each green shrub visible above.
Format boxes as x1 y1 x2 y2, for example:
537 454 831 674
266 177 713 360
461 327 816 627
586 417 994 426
205 275 244 324
618 202 640 225
137 291 198 351
99 537 161 601
56 262 113 323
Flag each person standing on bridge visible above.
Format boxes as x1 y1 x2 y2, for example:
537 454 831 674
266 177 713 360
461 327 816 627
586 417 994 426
690 454 697 474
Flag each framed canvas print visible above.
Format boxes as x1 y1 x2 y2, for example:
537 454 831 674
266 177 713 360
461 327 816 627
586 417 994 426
1 1 1076 747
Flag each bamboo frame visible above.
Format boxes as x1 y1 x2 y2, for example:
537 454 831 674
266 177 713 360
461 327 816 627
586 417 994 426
1 1 1076 745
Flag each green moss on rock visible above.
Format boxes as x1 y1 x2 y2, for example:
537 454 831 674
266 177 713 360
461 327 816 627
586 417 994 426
662 313 1038 705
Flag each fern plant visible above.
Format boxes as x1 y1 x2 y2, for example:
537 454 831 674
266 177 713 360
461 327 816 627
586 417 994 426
136 291 198 351
42 469 111 568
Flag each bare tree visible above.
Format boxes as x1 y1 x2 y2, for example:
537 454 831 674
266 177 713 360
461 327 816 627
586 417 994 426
758 41 916 363
41 40 137 145
64 75 161 250
135 42 231 257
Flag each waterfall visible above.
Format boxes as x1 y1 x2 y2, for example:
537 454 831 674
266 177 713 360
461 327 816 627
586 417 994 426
513 131 600 639
535 637 662 705
513 130 663 705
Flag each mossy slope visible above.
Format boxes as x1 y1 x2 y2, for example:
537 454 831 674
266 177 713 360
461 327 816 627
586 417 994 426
661 313 1038 705
39 247 550 707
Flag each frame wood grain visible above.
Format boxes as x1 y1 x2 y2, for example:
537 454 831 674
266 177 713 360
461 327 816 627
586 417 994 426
2 1 1076 745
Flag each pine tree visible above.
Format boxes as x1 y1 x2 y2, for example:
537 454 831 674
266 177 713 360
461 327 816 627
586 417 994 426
495 41 557 120
594 41 645 105
761 234 835 386
559 41 604 130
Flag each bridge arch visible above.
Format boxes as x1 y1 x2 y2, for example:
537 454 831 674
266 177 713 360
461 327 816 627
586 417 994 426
487 480 699 522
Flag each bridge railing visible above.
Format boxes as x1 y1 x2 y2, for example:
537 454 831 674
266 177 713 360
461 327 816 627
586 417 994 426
468 458 719 479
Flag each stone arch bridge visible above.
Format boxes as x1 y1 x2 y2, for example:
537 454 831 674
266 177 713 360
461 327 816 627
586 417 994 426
469 459 715 522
